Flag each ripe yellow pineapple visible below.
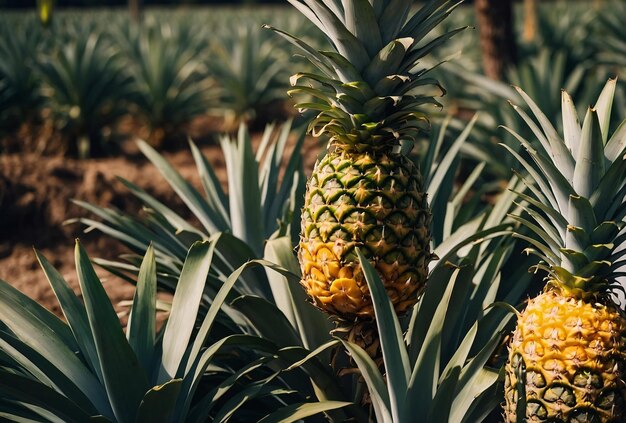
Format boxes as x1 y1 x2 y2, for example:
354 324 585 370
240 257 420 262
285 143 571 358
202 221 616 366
503 80 626 421
270 0 462 322
300 151 430 318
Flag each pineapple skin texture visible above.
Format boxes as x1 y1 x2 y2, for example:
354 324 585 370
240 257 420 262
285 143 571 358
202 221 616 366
299 150 432 320
504 289 626 422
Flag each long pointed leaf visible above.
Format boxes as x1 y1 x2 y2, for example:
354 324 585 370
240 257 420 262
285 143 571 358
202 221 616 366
356 248 409 421
257 401 352 423
75 241 149 422
159 240 215 382
127 245 157 376
35 250 103 383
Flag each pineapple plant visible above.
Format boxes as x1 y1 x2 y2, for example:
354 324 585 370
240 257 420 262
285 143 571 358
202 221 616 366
0 240 349 422
269 0 462 341
503 79 626 421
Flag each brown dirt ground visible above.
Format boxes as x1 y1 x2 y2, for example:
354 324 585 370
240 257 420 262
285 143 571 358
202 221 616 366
0 131 320 324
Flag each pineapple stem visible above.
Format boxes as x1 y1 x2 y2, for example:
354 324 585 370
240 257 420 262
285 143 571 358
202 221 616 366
331 318 383 416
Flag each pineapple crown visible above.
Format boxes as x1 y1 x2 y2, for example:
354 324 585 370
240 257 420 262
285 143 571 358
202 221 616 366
266 0 464 153
503 79 626 296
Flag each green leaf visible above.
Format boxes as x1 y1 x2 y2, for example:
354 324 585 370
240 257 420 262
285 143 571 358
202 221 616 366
212 378 279 423
499 142 559 211
264 237 331 351
508 215 561 254
427 366 460 423
0 412 46 423
356 248 409 421
591 222 621 245
378 0 413 42
460 378 502 423
179 335 278 421
213 233 269 298
593 78 616 144
440 323 478 382
363 38 412 88
604 119 626 162
561 90 581 159
423 115 450 188
432 222 512 271
265 24 335 78
343 0 382 57
0 369 94 423
451 335 502 423
407 264 455 362
509 103 557 169
320 51 364 85
257 401 352 423
589 153 626 217
221 127 265 255
230 296 302 348
188 140 230 229
159 240 215 382
186 259 299 375
567 195 597 237
504 126 575 213
136 379 182 423
187 358 271 423
284 340 341 371
75 241 149 422
512 233 560 266
574 108 605 198
428 114 478 207
407 266 459 411
0 279 110 417
127 245 157 375
115 178 204 238
510 190 568 232
402 27 465 72
0 279 77 351
514 86 575 182
259 122 293 233
300 1 370 71
35 250 103 383
0 330 98 416
339 340 392 422
138 140 227 234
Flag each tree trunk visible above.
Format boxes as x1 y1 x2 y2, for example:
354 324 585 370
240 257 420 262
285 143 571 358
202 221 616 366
129 0 142 22
523 0 537 42
474 0 517 81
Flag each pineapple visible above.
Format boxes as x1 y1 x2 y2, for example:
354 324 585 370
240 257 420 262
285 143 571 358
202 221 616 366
503 79 626 422
269 0 462 322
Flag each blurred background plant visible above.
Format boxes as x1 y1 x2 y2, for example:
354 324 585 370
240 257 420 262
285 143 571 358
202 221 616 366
113 20 217 148
0 7 321 155
38 24 134 158
0 21 45 143
208 25 293 129
1 1 622 158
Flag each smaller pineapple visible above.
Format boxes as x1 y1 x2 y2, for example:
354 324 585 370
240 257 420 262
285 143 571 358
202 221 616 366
503 79 626 422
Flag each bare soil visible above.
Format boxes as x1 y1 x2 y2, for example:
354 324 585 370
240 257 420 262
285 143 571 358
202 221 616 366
0 132 320 322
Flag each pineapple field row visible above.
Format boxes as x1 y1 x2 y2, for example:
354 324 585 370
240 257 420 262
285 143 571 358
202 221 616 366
1 2 625 158
1 0 626 422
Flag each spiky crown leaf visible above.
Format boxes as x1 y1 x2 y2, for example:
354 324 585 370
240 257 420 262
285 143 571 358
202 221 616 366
504 79 626 294
266 0 463 152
